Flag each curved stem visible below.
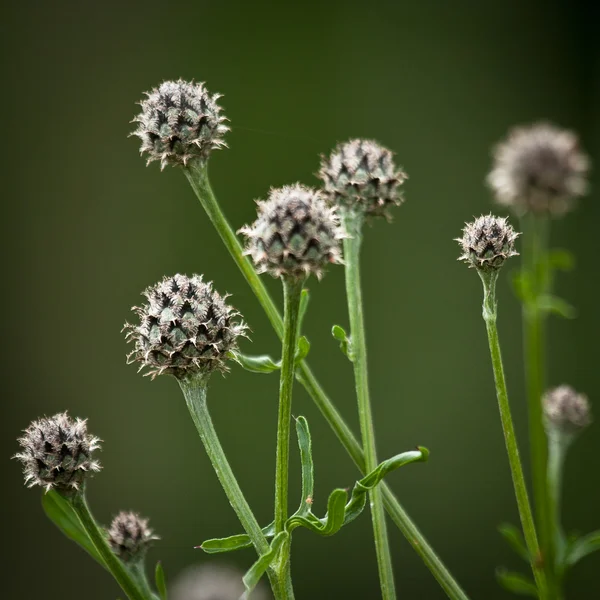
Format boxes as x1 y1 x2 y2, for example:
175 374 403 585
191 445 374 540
70 493 148 600
183 162 470 600
479 270 547 598
177 376 287 600
341 209 396 600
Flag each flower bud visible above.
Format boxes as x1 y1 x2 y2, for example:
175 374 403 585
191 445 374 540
14 412 101 493
240 183 343 279
124 274 246 379
107 511 158 562
318 139 407 219
456 214 519 271
543 385 591 437
131 79 228 169
487 123 589 217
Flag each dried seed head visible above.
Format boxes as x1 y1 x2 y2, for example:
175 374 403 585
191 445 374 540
318 139 407 219
170 564 268 600
124 274 247 379
543 385 592 436
240 183 343 280
487 123 590 216
107 511 159 562
456 214 519 271
131 79 229 169
14 412 101 493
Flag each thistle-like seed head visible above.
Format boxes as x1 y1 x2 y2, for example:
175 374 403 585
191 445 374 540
240 183 344 280
543 385 592 436
106 511 159 562
318 139 408 219
487 123 590 216
14 412 101 493
131 79 229 169
124 274 247 379
456 214 519 271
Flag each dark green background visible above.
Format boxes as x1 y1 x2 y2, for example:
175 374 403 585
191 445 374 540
3 1 599 598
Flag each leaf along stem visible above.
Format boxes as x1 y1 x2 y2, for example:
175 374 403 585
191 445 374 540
478 270 547 598
177 376 289 600
70 492 149 600
341 209 396 600
184 162 470 600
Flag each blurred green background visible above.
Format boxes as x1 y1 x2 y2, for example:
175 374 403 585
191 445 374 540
3 1 599 598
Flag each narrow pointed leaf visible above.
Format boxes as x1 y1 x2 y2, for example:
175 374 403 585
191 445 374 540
565 530 600 566
294 416 314 517
547 248 575 272
298 288 310 331
537 295 577 319
229 351 280 374
200 522 275 554
295 336 310 363
496 568 538 597
331 324 352 359
241 532 288 600
498 523 530 562
42 490 106 569
155 562 167 600
287 488 348 535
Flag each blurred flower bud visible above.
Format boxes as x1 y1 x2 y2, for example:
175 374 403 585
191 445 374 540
107 511 159 562
543 385 592 437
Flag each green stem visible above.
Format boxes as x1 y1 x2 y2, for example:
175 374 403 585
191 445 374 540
479 270 547 597
521 215 554 592
184 162 470 600
341 209 396 600
130 561 160 600
177 375 288 600
70 493 148 600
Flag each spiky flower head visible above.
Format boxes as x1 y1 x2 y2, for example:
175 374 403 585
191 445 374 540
14 412 101 493
543 385 592 437
124 274 246 379
131 79 228 169
318 139 408 219
456 214 519 272
170 564 268 600
106 511 159 562
240 183 343 279
487 123 590 216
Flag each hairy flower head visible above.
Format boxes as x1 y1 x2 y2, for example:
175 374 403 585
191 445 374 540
240 183 343 279
487 123 589 216
457 214 519 271
131 79 228 169
124 274 246 379
14 412 101 493
543 385 591 436
107 511 159 562
319 139 407 219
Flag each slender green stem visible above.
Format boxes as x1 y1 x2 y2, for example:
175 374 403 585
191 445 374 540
70 492 148 600
479 270 547 597
521 215 554 592
177 375 288 600
341 209 396 600
130 561 160 600
184 162 470 600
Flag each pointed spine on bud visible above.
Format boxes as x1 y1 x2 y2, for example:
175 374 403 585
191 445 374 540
456 214 519 272
106 511 159 562
131 79 229 169
14 412 101 493
487 123 590 216
543 385 592 437
240 183 344 280
124 274 247 379
318 139 407 219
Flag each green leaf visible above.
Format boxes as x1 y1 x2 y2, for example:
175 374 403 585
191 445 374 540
42 490 106 569
331 324 352 359
565 530 600 566
241 532 288 600
537 295 577 319
496 568 538 597
295 336 310 363
511 271 535 305
498 523 530 562
200 522 275 554
155 562 167 600
298 288 310 331
547 248 575 272
229 351 280 374
294 416 314 517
